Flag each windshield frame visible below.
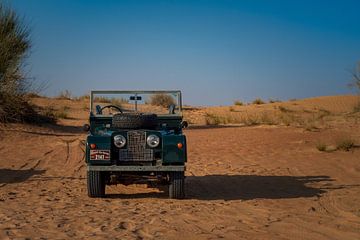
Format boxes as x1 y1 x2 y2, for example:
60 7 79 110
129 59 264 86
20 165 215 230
90 90 182 116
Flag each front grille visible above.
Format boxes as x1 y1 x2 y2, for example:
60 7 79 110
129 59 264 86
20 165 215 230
119 131 154 161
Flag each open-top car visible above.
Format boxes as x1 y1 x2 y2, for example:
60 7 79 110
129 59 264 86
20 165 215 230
84 90 187 199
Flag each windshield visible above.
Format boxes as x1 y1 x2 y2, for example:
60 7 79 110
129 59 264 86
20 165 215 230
90 91 182 116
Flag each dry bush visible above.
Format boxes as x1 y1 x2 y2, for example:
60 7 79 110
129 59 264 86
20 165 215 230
75 94 90 101
234 100 244 106
204 113 224 125
94 96 111 103
252 98 265 105
150 94 175 107
278 106 293 113
316 142 327 152
42 106 69 119
0 94 55 123
0 4 55 124
57 90 72 100
336 137 356 151
111 98 127 106
26 92 43 98
204 112 275 126
269 99 281 103
82 104 89 111
93 97 127 106
0 4 30 95
354 101 360 112
351 61 360 91
55 110 69 119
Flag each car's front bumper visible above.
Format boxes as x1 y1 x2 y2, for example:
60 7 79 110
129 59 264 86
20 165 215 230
87 165 185 172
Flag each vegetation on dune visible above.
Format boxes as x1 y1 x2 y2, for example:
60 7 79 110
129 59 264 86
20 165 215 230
352 62 360 91
0 4 30 94
233 100 244 106
0 3 54 123
252 98 265 105
336 137 356 152
316 142 328 152
150 94 175 108
204 105 333 130
352 62 360 112
57 90 72 100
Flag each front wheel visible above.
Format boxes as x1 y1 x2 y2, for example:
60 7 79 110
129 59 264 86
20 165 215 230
87 171 105 198
169 171 185 199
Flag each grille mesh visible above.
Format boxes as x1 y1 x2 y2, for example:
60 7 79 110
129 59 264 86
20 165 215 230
119 131 154 161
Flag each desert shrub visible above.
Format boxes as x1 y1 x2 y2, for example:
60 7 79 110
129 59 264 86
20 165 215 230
94 96 111 103
0 4 30 95
354 101 360 112
82 104 89 111
26 92 43 98
252 98 265 105
0 94 55 123
229 106 235 112
316 142 327 152
351 61 360 91
40 106 69 119
278 106 292 113
204 113 223 125
304 121 319 132
93 96 127 107
55 110 69 119
111 98 127 106
234 100 243 106
0 4 54 123
57 90 72 100
336 137 355 151
75 94 90 101
204 112 277 126
150 94 175 107
269 99 281 103
259 112 276 125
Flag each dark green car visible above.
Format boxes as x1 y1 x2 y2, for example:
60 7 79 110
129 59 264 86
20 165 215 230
84 90 187 199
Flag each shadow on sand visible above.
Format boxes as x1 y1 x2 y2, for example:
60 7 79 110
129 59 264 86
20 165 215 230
106 174 337 200
185 175 337 201
0 168 46 184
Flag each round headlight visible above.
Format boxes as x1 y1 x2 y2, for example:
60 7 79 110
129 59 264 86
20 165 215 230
147 135 160 148
114 135 126 148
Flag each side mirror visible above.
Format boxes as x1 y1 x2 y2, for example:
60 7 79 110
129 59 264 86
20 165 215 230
181 121 188 129
83 124 90 132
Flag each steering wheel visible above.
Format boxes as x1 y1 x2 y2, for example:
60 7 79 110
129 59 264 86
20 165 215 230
98 105 123 114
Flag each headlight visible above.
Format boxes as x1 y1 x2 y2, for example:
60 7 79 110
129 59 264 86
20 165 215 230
147 135 160 148
114 135 126 148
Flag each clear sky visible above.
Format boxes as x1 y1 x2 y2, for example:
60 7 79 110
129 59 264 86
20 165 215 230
10 0 360 105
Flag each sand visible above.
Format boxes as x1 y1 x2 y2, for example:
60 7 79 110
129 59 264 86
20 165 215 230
0 95 359 239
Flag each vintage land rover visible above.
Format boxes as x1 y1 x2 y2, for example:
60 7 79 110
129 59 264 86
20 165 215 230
84 91 187 199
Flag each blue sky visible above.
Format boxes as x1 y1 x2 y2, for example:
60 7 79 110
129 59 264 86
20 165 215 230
11 0 360 105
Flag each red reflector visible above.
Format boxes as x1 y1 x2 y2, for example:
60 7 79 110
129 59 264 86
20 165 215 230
90 143 96 149
177 143 183 149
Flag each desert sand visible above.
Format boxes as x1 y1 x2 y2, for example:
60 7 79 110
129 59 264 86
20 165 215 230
0 95 359 239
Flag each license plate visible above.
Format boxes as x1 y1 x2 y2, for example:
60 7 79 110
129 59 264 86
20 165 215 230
90 150 110 160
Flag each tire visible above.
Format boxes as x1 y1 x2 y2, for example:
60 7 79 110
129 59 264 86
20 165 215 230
87 171 105 198
169 171 185 199
112 113 158 129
